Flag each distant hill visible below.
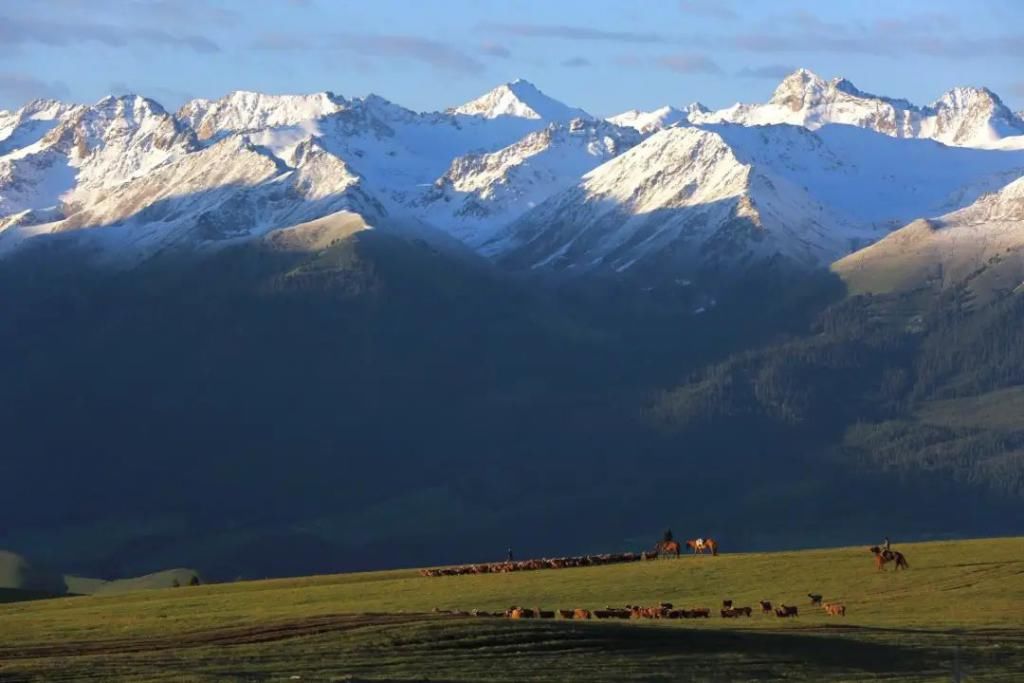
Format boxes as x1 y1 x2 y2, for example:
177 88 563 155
0 551 66 597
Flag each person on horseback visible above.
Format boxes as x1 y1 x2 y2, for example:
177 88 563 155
883 536 891 552
663 529 674 543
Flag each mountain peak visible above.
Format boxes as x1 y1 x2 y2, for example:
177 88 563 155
770 68 828 109
450 80 590 121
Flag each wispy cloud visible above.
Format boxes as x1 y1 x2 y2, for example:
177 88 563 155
0 14 220 53
655 53 722 74
334 34 485 74
736 64 795 79
562 56 592 68
481 22 671 44
732 9 1024 60
250 33 307 51
679 0 737 20
0 72 71 102
254 32 485 74
479 41 511 59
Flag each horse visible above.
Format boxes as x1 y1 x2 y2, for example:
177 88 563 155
653 539 681 558
686 538 719 556
870 546 909 571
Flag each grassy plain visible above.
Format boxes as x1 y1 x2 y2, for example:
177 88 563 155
1 537 1022 681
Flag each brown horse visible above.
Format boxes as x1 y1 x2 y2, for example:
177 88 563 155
870 546 909 571
686 538 719 556
653 540 681 558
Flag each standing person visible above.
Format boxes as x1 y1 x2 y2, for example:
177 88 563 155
507 547 513 562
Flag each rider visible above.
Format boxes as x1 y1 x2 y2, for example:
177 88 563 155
883 537 891 552
663 529 674 543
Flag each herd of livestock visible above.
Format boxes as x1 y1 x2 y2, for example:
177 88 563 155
434 596 846 620
418 552 643 577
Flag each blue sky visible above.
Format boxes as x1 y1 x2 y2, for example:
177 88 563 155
2 0 1023 115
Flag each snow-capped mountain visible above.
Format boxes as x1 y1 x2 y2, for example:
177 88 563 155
177 90 350 140
411 118 640 246
607 105 693 135
2 72 1024 281
0 95 195 224
692 69 1024 149
606 102 712 136
449 79 590 121
834 175 1024 297
485 122 1024 274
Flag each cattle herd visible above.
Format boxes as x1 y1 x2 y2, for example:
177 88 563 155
433 596 847 620
418 552 643 577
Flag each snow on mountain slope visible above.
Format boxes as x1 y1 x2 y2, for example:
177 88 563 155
3 74 1024 279
410 118 641 246
0 83 582 263
694 68 1024 149
450 79 590 121
834 175 1024 298
0 95 195 219
0 133 382 261
486 122 1024 275
482 126 864 273
177 91 350 141
606 103 707 135
0 99 76 156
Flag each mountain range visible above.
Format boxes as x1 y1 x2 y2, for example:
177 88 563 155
3 68 1024 288
3 69 1024 580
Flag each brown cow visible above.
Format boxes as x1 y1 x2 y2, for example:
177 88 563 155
557 609 575 619
732 606 752 617
721 608 739 618
573 609 592 620
689 607 711 618
808 593 823 606
722 599 733 609
537 610 555 619
759 600 773 613
509 607 535 619
823 603 846 616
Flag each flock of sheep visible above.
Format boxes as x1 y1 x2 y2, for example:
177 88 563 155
418 553 642 577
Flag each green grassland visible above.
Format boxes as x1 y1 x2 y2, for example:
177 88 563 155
1 538 1023 681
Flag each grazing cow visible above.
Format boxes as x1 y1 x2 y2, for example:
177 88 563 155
823 603 847 616
775 605 798 618
690 607 711 618
573 609 592 620
808 593 823 606
593 610 614 619
537 610 555 619
759 600 773 613
509 607 535 619
722 599 733 609
733 606 752 617
557 609 575 619
721 608 739 618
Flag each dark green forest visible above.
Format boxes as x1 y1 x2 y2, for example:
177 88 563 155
1 234 1021 580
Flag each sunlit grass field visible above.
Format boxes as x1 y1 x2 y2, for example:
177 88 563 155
1 537 1022 681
